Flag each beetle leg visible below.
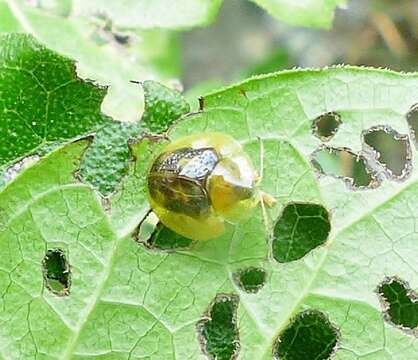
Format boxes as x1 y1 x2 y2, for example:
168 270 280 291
257 136 264 185
261 191 276 208
259 191 271 235
256 136 276 207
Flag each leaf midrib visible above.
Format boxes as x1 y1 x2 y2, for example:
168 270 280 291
60 208 124 359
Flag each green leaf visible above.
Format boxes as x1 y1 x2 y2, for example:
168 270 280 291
71 0 344 30
167 66 418 358
0 33 111 168
3 66 418 359
108 136 167 237
0 32 184 195
71 0 223 30
251 0 347 29
79 122 140 195
0 0 180 121
141 80 190 133
185 79 226 112
0 138 174 359
78 80 189 196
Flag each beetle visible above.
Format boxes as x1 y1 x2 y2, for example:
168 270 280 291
147 132 275 241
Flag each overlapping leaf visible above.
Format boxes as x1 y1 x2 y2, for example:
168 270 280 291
71 0 344 30
251 0 347 29
0 0 180 121
0 33 111 168
72 0 223 30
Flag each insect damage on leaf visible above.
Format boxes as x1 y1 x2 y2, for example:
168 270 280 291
42 249 71 296
362 125 412 181
198 294 240 360
406 103 418 149
233 267 266 294
79 78 190 196
272 202 331 263
377 277 418 333
1 155 40 185
311 112 342 141
3 59 418 359
311 146 379 189
146 222 194 251
273 310 339 360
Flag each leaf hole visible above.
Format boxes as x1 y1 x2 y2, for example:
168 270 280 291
42 249 71 296
272 202 331 263
406 103 418 149
197 294 240 360
377 276 418 333
3 155 40 185
311 146 379 189
233 267 266 294
273 310 339 360
312 112 342 141
147 223 194 251
362 125 412 181
134 212 194 252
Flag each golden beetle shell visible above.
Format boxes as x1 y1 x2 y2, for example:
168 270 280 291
147 132 259 241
